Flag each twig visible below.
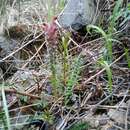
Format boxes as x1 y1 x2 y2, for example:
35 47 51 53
81 92 92 107
91 105 128 109
9 103 40 112
117 87 129 110
0 88 41 99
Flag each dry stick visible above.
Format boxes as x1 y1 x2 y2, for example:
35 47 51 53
113 124 124 130
0 88 41 99
34 45 44 65
57 109 72 130
8 103 40 113
81 92 92 107
22 41 46 69
2 64 13 79
49 96 64 111
117 87 129 110
94 105 128 109
0 32 44 62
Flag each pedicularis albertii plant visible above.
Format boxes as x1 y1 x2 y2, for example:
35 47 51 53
42 17 58 42
40 17 83 104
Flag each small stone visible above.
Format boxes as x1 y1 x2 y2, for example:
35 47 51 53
108 109 126 124
99 114 108 126
95 120 99 127
101 121 115 130
99 119 108 126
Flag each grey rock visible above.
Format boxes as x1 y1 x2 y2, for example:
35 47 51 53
11 70 36 91
99 115 108 126
83 114 109 128
108 109 126 124
58 0 97 30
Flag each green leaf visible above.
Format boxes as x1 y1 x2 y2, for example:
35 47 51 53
1 83 11 130
98 60 112 92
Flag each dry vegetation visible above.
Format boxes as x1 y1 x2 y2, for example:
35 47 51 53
0 0 130 130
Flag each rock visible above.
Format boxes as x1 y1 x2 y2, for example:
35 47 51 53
99 114 108 126
101 122 116 130
58 0 97 30
11 70 37 90
83 113 109 128
108 109 126 124
10 69 44 92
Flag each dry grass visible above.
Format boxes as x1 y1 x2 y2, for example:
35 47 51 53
0 0 130 130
